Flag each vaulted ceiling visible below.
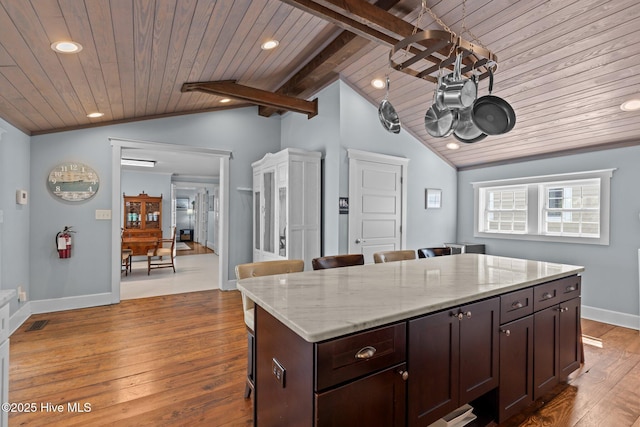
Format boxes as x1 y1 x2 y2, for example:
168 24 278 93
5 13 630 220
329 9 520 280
1 0 639 170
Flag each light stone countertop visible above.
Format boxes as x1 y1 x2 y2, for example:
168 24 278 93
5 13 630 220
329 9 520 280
0 290 16 308
237 254 584 343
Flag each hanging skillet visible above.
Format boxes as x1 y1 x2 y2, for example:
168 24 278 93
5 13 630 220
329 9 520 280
471 69 516 135
378 76 401 134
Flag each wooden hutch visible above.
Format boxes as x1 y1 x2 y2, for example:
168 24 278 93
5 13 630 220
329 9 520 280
122 192 163 255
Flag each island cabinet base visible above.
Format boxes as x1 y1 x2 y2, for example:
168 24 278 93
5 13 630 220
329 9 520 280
252 274 582 427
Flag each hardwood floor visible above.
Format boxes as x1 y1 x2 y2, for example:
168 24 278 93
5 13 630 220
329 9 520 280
8 292 640 426
176 241 215 256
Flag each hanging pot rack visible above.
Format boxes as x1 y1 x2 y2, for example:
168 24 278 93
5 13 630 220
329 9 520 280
388 29 498 84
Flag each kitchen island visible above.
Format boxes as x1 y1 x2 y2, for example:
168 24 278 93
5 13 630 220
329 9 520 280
237 254 585 426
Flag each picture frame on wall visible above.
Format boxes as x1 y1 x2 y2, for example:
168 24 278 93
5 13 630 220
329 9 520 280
425 188 442 209
176 198 189 210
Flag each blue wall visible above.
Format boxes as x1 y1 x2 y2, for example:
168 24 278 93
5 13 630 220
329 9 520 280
0 119 30 314
29 107 281 302
457 145 640 328
281 81 458 256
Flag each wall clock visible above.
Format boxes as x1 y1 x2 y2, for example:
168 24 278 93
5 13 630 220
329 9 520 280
47 161 100 202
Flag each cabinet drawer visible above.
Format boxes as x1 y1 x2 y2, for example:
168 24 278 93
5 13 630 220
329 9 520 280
500 288 533 324
315 323 406 391
534 276 581 312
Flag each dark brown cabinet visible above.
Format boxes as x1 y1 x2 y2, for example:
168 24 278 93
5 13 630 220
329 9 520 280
315 363 407 427
408 297 499 426
533 276 581 400
534 296 581 399
498 315 534 421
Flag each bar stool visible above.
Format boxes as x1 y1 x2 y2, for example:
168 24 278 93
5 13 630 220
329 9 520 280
312 254 364 270
373 250 416 263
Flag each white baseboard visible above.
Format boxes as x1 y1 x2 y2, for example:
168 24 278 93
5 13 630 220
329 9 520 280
582 305 639 331
29 293 113 315
221 279 237 291
10 301 32 335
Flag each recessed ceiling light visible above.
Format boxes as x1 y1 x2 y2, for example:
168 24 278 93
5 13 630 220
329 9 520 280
620 99 640 111
371 78 385 89
121 158 156 168
86 112 104 118
446 142 460 150
51 41 83 54
261 40 279 50
220 98 231 103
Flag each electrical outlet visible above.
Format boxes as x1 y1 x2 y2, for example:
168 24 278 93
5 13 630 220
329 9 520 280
19 291 27 302
272 358 286 388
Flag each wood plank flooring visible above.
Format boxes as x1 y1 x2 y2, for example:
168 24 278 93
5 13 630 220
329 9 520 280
8 291 640 426
176 241 215 256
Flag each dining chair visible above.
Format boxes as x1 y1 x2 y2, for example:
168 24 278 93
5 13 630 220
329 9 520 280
417 247 452 258
120 228 132 276
147 227 177 275
311 254 364 270
373 249 416 263
235 259 305 399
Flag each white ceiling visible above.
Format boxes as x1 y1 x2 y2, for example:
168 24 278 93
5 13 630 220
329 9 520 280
121 147 220 178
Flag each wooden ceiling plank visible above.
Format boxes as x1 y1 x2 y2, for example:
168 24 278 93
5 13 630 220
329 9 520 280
181 80 318 118
132 0 155 116
154 0 198 113
162 0 219 112
110 0 136 118
0 0 79 128
84 0 124 120
59 0 115 120
173 0 242 111
143 0 177 115
0 70 51 131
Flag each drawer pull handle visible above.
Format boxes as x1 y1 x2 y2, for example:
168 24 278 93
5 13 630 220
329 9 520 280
501 329 511 337
355 346 377 360
511 301 523 309
566 286 576 292
398 370 409 381
542 292 553 300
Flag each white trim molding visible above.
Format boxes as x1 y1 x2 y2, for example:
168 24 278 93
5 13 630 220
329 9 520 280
582 304 639 331
109 137 232 298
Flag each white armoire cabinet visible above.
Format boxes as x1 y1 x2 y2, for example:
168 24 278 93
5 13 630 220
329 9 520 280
252 148 321 270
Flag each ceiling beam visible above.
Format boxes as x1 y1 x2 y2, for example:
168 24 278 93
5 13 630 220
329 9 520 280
181 81 318 119
259 0 401 117
282 0 486 73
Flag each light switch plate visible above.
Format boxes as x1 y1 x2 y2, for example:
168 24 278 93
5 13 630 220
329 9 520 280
0 210 3 223
95 209 112 220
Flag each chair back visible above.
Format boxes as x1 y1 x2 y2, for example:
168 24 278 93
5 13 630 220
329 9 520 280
417 247 452 258
235 259 305 279
236 259 304 331
312 254 364 270
373 250 416 264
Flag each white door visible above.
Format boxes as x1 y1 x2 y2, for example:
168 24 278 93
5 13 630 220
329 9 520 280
348 150 408 263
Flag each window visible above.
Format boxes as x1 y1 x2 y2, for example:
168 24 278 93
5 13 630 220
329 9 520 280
473 169 615 245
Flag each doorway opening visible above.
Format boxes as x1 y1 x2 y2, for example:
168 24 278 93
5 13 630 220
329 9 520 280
110 138 231 302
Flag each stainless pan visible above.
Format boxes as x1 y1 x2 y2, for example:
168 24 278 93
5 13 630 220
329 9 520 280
378 77 401 134
425 75 458 138
441 53 477 109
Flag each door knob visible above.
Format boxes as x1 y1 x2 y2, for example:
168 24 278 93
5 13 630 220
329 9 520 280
355 238 366 244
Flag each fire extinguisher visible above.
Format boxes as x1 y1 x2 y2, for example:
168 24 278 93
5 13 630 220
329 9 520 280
56 226 75 259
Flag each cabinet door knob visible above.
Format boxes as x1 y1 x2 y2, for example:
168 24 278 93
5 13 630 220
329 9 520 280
355 346 377 359
501 329 511 336
398 370 409 381
465 311 472 318
452 312 464 320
